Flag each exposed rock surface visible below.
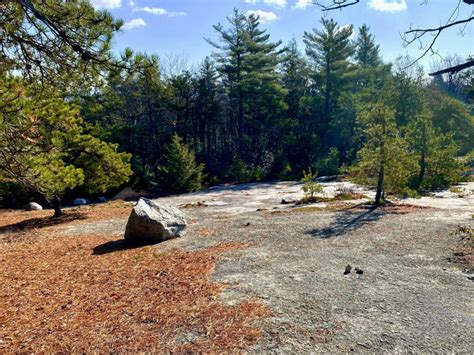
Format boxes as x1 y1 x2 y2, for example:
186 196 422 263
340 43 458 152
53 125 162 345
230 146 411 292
57 181 473 352
27 202 43 211
124 198 186 243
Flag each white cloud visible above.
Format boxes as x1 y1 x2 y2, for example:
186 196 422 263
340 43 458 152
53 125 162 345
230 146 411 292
133 6 167 15
246 10 278 23
90 0 121 9
122 18 146 30
168 11 187 17
368 0 407 13
128 0 135 6
133 6 187 17
292 0 311 10
246 0 287 8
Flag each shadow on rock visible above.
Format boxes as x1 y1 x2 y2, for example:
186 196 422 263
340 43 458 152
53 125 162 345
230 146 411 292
306 205 384 239
0 212 88 233
92 238 162 255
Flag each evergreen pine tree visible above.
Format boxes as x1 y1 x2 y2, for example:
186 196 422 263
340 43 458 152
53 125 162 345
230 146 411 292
354 25 382 68
405 112 462 190
207 9 248 152
0 75 132 216
194 57 225 175
157 134 205 193
304 18 354 146
208 9 286 174
280 39 314 174
350 103 416 204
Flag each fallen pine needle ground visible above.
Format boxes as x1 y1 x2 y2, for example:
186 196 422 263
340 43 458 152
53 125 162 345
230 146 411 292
0 208 270 352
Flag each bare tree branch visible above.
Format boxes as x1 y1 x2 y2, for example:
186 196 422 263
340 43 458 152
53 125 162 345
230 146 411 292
405 16 474 35
429 59 474 76
314 0 360 11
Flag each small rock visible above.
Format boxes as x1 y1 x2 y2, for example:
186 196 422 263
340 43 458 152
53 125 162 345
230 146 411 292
124 198 187 243
97 197 107 203
27 202 43 211
281 197 297 204
73 198 88 206
245 222 251 227
355 267 364 275
344 264 352 275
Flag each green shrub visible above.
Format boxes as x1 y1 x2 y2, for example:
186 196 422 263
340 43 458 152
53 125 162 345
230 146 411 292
228 155 272 183
228 156 253 183
465 150 474 169
278 161 293 180
315 147 340 176
301 168 323 199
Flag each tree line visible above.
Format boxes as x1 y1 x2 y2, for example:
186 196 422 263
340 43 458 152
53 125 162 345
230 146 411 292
1 5 473 212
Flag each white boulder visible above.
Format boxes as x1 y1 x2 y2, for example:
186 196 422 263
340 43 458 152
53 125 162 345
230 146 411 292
27 202 43 211
124 198 187 243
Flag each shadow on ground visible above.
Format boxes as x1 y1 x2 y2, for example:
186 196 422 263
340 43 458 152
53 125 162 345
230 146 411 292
306 205 384 239
92 239 162 255
0 212 88 233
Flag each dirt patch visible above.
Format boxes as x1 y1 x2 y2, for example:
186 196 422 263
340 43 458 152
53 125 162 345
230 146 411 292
449 225 474 275
0 237 269 352
376 204 433 214
295 193 366 205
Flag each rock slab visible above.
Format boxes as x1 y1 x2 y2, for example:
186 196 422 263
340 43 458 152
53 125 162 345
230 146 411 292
124 198 186 243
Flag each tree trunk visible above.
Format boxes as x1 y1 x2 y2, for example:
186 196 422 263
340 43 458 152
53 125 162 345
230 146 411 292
238 89 244 152
417 152 426 189
375 162 385 205
324 59 331 129
375 118 387 205
52 196 62 217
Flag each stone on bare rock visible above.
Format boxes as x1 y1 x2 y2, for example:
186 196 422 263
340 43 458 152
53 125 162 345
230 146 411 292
344 264 352 275
27 202 43 211
281 196 297 205
73 198 88 206
124 198 187 243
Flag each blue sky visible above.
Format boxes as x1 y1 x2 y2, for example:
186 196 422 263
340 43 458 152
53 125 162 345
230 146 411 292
92 0 473 71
